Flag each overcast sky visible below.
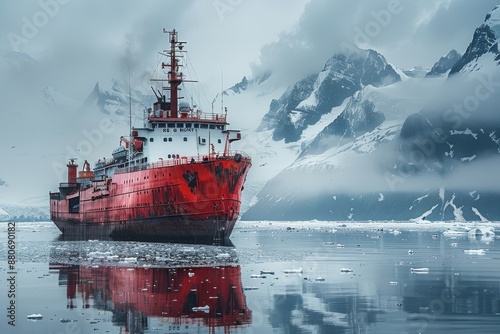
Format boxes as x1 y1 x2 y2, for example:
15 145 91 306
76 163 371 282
1 0 500 102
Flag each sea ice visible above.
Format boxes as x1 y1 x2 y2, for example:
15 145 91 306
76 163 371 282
464 249 485 255
260 270 275 275
27 314 43 320
250 274 267 279
410 268 429 274
283 267 303 274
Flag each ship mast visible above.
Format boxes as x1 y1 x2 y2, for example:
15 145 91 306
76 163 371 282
162 29 185 119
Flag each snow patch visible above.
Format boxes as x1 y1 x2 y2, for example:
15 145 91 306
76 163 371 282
450 128 478 139
460 155 476 162
410 204 438 222
472 207 488 221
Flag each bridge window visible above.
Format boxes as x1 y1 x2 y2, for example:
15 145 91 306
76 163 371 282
167 123 175 128
209 125 215 129
200 124 208 129
194 123 199 128
149 138 154 142
158 123 166 128
185 123 192 128
176 123 184 128
218 139 222 143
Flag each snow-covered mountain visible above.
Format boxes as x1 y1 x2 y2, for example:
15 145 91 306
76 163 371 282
450 5 500 75
425 49 462 77
241 6 500 222
0 53 155 220
82 79 155 116
258 49 400 143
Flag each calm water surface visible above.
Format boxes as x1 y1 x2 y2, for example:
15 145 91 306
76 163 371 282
1 221 500 333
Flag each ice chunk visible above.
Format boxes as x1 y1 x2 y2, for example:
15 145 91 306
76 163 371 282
315 277 325 281
60 318 77 323
443 229 469 237
390 281 398 285
283 267 303 274
260 270 275 275
250 274 267 279
410 268 429 274
27 314 43 320
340 268 353 273
464 249 485 255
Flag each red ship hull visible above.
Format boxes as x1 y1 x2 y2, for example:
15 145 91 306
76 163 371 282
50 155 251 244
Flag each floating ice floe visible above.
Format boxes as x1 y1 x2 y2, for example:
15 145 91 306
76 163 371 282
323 242 335 246
410 268 429 274
443 229 469 237
464 249 485 255
390 281 398 285
450 243 458 247
27 314 43 320
340 268 353 273
192 305 210 313
315 277 325 281
468 227 495 238
408 250 414 255
260 270 275 275
250 274 266 279
336 244 345 248
243 287 259 291
283 267 303 274
60 319 76 323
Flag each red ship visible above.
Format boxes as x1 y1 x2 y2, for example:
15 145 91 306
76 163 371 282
49 264 252 332
49 29 251 244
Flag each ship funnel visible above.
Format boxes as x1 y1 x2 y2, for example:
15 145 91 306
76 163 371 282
67 159 78 184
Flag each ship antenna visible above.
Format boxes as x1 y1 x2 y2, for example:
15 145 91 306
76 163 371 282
221 70 224 115
128 69 132 166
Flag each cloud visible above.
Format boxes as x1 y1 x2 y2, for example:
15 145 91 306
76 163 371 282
250 0 500 87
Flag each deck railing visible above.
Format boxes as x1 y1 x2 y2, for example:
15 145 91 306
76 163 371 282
148 111 227 123
115 151 250 174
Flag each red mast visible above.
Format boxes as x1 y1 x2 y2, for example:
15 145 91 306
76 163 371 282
162 29 184 119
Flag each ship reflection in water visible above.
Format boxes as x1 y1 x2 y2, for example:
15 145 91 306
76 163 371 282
48 263 251 333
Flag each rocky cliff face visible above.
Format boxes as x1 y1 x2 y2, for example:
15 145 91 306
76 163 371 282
426 49 462 77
